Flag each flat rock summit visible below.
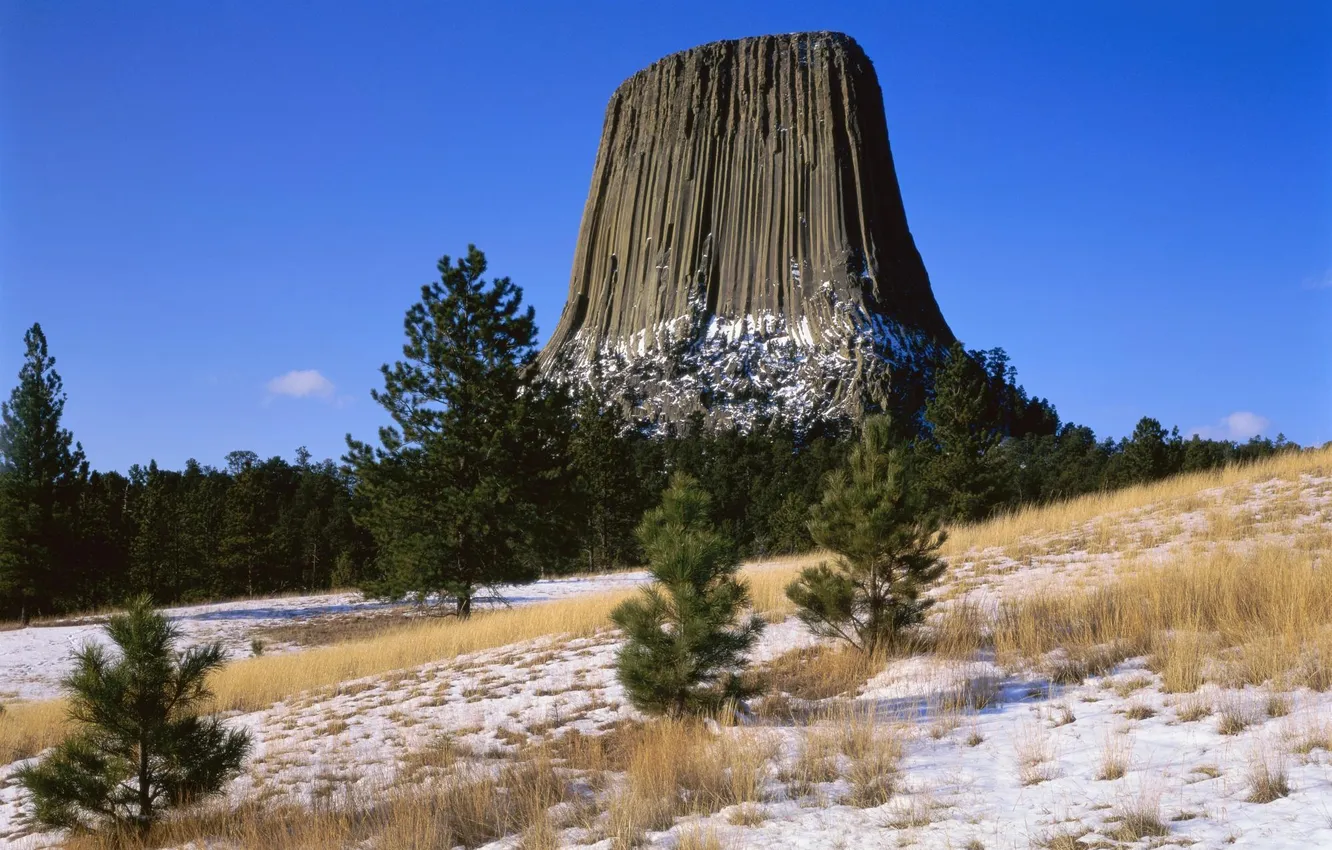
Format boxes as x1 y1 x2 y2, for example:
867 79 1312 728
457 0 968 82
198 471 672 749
539 31 955 429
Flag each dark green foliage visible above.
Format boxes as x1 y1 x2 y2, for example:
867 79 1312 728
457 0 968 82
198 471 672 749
568 379 649 571
345 246 572 616
907 342 1309 522
768 491 816 554
611 474 765 716
555 400 854 572
0 315 1308 618
787 416 947 654
1121 417 1173 484
973 346 1059 441
218 453 276 598
0 444 371 618
0 324 87 623
653 416 853 558
17 597 250 835
917 343 1003 521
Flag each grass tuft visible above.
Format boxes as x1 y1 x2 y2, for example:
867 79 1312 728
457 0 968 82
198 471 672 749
1108 796 1170 841
1096 732 1131 781
1246 754 1291 803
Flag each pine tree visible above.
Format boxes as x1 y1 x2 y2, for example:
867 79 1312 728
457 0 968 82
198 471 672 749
786 416 947 654
920 342 1004 522
1122 416 1171 484
611 474 765 716
17 597 250 835
0 323 86 622
569 382 645 571
218 457 272 597
128 461 187 601
67 470 133 611
178 460 227 601
345 246 568 616
768 491 815 554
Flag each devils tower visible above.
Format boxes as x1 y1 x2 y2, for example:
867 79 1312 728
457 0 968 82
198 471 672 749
539 31 954 429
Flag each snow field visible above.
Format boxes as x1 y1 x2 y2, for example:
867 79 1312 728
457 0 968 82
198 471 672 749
0 464 1329 848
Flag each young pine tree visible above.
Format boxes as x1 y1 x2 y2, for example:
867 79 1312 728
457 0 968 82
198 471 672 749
786 416 947 654
0 323 86 623
345 246 570 616
17 597 250 836
611 474 764 716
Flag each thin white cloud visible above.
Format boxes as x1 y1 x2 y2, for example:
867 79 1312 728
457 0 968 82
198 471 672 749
1303 269 1332 290
1189 411 1271 441
266 369 336 401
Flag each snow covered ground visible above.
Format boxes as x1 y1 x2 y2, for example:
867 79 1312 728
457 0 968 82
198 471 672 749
0 570 652 702
1 471 1329 849
6 616 1329 849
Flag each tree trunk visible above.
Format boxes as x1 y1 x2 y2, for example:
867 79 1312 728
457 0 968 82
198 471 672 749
137 738 152 834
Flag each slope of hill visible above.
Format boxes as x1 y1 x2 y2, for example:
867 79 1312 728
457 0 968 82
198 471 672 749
1 448 1328 849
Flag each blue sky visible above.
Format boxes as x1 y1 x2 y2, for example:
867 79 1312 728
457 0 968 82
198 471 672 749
2 1 1329 472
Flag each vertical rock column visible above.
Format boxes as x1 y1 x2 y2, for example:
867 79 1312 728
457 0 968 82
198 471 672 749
539 31 954 428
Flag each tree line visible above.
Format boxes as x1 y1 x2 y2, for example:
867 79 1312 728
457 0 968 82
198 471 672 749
0 246 1306 621
0 334 374 620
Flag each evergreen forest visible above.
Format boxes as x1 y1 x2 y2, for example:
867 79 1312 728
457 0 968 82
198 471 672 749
0 249 1308 621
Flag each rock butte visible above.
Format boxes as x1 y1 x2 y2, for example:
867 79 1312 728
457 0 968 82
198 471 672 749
539 31 955 430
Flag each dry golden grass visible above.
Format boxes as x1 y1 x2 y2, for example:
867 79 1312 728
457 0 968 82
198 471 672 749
2 562 810 766
1217 699 1254 736
755 644 881 702
1 589 637 763
211 590 639 713
1107 795 1169 841
921 600 991 659
606 718 774 847
547 721 645 776
66 751 572 850
397 735 465 784
745 556 820 619
781 727 840 797
942 446 1330 556
725 803 767 825
675 826 726 850
936 676 1002 714
1014 720 1056 786
1096 730 1131 780
1287 721 1332 756
1154 631 1214 692
0 699 66 764
1265 692 1292 718
752 606 988 715
1176 695 1212 722
1245 750 1291 803
1033 826 1090 850
995 545 1332 691
845 726 902 807
64 714 775 850
8 445 1330 848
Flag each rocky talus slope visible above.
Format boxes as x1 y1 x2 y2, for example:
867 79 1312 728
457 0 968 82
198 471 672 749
539 31 954 429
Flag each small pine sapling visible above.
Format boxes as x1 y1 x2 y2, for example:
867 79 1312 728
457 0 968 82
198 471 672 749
17 597 251 836
786 415 947 654
611 474 765 716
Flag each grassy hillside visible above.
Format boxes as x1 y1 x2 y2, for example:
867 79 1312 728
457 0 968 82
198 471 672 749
2 447 1329 848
